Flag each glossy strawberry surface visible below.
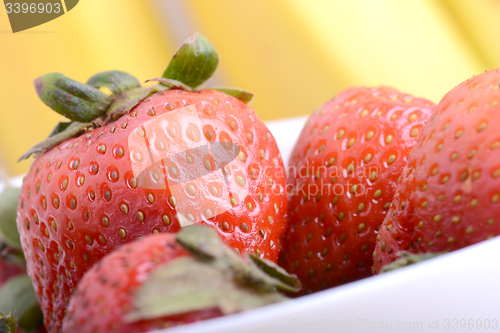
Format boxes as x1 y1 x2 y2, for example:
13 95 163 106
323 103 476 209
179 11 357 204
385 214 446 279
62 233 223 333
17 89 287 332
373 69 500 273
279 86 435 294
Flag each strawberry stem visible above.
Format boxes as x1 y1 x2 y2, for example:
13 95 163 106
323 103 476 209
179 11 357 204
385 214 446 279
162 33 219 89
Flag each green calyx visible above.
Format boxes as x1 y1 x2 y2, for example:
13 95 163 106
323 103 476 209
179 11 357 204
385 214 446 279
21 33 253 161
0 187 28 267
0 188 22 249
212 88 254 104
86 71 141 95
380 251 446 274
0 275 43 332
0 185 25 264
0 312 17 333
34 73 113 123
162 33 219 89
126 224 300 323
19 122 91 161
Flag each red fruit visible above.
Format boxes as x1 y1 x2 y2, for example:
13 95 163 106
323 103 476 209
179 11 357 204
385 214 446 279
61 233 222 333
17 89 286 332
278 86 435 294
62 226 299 333
16 35 287 332
0 257 24 287
373 69 500 273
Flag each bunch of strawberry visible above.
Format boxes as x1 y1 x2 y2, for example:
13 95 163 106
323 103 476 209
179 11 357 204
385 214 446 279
279 69 500 293
10 30 500 333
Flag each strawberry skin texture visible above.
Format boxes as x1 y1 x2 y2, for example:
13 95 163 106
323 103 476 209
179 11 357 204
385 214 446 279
62 233 223 333
373 69 500 273
16 90 287 332
278 87 435 294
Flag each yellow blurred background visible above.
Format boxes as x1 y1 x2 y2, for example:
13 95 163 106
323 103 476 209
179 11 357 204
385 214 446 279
1 0 499 177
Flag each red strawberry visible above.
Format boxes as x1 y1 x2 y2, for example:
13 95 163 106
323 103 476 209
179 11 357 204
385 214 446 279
278 86 435 294
373 69 500 273
0 253 24 287
16 34 287 332
62 225 299 333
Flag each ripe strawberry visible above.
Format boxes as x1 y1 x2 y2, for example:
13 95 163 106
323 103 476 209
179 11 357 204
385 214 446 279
278 86 435 294
373 69 500 273
62 232 212 332
62 225 299 333
16 34 287 332
0 253 24 286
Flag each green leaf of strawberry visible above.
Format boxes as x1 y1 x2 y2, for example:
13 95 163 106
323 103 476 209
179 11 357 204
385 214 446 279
86 70 141 95
18 121 90 161
212 88 253 104
0 275 43 332
0 312 16 333
175 224 300 293
34 73 113 122
379 252 445 273
126 257 289 322
248 254 300 291
105 87 156 121
162 33 218 89
146 77 194 92
0 188 22 250
63 226 299 332
48 121 73 138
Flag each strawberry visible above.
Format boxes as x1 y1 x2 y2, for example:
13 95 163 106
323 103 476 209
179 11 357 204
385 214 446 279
373 69 500 273
62 225 299 333
16 34 287 332
0 253 24 286
278 86 435 294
